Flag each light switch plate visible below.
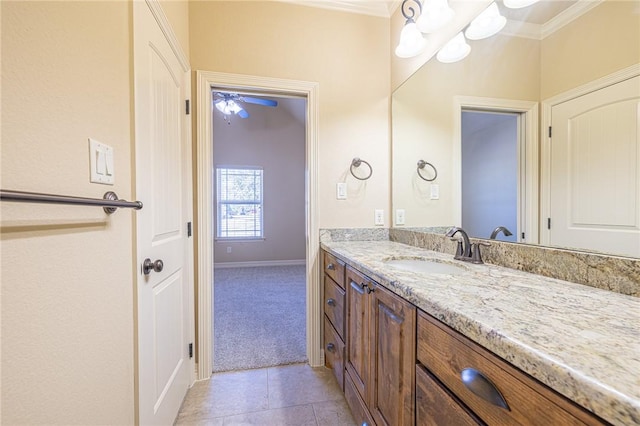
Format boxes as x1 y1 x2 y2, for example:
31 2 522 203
430 183 439 200
395 209 405 225
89 138 114 185
336 182 347 200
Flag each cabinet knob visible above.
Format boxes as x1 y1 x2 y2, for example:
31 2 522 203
326 298 336 307
460 368 510 410
326 343 335 352
326 263 335 270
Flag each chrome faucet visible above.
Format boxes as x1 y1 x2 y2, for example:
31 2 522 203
446 226 490 264
490 226 513 240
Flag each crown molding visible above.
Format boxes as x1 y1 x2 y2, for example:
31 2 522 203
277 0 399 18
541 0 603 39
501 0 604 40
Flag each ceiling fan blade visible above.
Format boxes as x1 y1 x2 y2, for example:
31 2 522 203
237 108 249 119
242 96 278 107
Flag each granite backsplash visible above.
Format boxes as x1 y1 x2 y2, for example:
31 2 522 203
320 227 639 297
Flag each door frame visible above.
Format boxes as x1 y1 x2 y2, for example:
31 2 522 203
133 0 195 419
540 63 640 246
453 96 539 244
195 71 320 379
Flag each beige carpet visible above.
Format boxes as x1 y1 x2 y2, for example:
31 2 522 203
213 265 307 372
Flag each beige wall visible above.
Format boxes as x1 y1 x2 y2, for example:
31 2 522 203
541 0 640 99
212 98 306 264
1 1 190 424
189 1 391 229
1 2 135 423
392 34 540 227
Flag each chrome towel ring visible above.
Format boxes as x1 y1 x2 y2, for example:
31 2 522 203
350 157 373 180
417 160 437 182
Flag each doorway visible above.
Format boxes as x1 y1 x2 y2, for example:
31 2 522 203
211 90 307 371
195 71 320 379
461 110 520 241
453 96 539 244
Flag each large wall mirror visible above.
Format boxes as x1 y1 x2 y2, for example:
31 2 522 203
391 0 639 258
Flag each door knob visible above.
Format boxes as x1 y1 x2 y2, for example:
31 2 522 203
143 258 164 275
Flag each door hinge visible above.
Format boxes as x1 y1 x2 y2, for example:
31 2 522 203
185 99 190 115
521 232 525 240
547 218 551 229
188 343 193 359
548 126 552 138
187 221 192 237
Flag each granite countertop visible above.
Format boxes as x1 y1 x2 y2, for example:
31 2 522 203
321 240 640 426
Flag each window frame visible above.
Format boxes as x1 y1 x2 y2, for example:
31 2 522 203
215 166 264 241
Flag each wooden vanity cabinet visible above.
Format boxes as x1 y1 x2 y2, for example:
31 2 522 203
345 265 416 426
416 311 606 426
323 251 346 390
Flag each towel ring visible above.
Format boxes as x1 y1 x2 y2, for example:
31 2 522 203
350 157 373 180
417 160 437 182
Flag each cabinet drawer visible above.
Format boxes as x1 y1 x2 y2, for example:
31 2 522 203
324 316 345 391
416 364 483 426
323 251 345 289
417 311 604 426
324 275 345 337
345 370 375 426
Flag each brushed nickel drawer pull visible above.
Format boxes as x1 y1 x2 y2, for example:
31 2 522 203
326 298 336 307
326 343 335 352
327 263 335 270
461 368 510 410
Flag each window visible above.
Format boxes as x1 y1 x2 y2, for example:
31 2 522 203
216 167 263 239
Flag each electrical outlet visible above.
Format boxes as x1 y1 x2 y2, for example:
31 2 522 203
226 247 232 254
374 209 384 226
395 209 405 225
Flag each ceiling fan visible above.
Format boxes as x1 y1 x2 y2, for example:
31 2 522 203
213 92 278 119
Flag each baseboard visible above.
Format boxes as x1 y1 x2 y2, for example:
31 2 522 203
214 259 306 269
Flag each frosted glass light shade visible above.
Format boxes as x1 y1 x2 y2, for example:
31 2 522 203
215 100 242 115
503 0 539 9
395 22 428 58
436 32 470 63
417 0 455 33
465 2 506 40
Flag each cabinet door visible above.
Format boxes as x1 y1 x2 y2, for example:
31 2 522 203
369 283 416 426
345 266 371 402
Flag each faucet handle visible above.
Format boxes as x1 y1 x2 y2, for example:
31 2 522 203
450 238 464 259
470 242 491 264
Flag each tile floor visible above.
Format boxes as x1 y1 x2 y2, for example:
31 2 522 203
175 363 356 425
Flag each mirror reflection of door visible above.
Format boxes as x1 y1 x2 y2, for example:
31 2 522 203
461 110 520 242
548 76 640 258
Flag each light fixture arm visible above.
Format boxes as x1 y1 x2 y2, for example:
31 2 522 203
400 0 423 24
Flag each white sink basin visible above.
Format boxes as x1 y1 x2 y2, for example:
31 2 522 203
383 258 468 275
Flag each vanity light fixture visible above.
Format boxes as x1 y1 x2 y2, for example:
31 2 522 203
503 0 540 9
465 2 506 40
395 0 428 58
416 0 455 33
436 32 471 63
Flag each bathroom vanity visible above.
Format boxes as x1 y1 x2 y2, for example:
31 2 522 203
321 241 639 426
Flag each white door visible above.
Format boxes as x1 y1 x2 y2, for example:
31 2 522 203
134 2 192 424
550 76 640 257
